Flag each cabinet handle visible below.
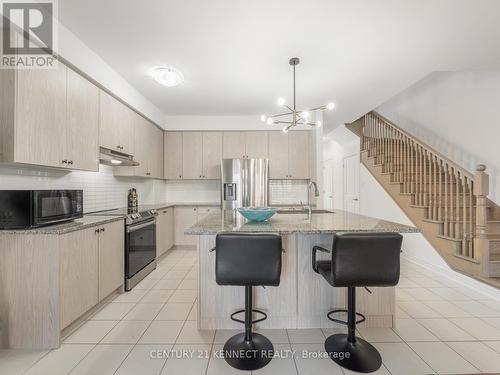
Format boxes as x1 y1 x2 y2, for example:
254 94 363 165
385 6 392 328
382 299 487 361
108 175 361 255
179 175 182 179
162 211 167 214
100 228 105 232
199 175 202 178
68 160 73 165
62 159 68 164
146 172 151 176
194 208 197 211
202 175 205 178
94 228 99 234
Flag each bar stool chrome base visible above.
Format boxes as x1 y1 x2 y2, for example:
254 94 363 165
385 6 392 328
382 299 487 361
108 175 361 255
223 332 274 371
325 334 382 373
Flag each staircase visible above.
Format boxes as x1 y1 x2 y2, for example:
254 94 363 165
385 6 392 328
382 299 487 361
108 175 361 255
346 111 500 288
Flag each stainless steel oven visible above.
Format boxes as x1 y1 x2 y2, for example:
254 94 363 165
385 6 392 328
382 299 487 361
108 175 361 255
125 214 157 290
0 190 83 229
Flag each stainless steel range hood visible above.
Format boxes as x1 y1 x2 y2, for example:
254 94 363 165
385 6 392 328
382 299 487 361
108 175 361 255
99 147 139 167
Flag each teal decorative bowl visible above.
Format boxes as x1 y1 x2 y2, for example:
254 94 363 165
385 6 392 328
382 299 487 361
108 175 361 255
237 207 277 222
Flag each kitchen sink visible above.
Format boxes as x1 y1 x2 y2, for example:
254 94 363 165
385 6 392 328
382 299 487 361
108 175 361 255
277 209 334 214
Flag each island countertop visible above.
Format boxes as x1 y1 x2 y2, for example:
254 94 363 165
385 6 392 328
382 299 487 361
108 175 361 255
185 209 419 235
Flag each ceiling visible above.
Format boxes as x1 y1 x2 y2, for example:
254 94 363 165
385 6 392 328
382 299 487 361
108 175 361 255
58 0 500 131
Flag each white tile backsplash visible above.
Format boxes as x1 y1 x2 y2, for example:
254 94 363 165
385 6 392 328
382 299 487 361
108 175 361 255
0 165 308 211
269 180 308 205
0 165 167 213
165 180 220 203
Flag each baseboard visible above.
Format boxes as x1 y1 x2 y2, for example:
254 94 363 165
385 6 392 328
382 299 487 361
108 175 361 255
402 254 500 300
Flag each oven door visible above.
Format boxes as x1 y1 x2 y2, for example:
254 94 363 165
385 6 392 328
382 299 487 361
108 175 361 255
32 190 83 227
126 218 157 278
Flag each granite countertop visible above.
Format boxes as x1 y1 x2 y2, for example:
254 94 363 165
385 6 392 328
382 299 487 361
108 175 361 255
0 215 124 235
185 209 419 235
148 202 220 210
0 202 221 235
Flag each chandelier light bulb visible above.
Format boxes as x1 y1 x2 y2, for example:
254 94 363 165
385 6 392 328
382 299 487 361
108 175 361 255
260 58 337 132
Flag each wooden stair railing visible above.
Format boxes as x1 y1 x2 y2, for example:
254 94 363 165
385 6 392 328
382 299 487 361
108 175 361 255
353 111 494 278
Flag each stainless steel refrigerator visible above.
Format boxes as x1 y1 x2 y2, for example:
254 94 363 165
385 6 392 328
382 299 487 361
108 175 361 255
220 158 269 210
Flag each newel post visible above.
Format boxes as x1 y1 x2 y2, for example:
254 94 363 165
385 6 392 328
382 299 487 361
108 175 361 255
473 164 490 275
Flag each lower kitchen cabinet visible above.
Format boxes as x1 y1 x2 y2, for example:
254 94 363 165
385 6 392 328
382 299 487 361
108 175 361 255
173 206 219 246
98 220 125 301
196 207 219 221
60 220 124 330
174 207 198 246
59 227 99 330
157 207 174 256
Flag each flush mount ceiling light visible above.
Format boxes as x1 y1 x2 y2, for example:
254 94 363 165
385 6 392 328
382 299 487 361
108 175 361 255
261 57 335 133
149 66 184 87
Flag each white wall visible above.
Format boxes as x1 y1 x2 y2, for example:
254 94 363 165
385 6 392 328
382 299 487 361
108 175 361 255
377 71 500 204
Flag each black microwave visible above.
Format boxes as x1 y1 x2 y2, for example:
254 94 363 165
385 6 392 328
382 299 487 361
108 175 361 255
0 190 83 229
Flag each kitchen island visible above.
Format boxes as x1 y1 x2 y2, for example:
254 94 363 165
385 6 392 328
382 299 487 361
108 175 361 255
185 209 419 330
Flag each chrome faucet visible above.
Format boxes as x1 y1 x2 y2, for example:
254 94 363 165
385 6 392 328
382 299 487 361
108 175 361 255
305 181 320 217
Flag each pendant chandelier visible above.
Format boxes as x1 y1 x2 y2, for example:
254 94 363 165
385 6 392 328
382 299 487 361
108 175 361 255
260 57 335 133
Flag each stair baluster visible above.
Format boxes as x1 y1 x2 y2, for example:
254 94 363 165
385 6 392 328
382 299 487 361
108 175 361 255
355 112 493 276
474 165 489 267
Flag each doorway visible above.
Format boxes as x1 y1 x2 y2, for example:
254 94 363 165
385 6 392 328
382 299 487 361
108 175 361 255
323 159 334 209
343 153 359 213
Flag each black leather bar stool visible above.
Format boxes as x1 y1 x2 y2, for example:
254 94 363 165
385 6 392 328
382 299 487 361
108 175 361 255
312 232 402 373
214 233 282 371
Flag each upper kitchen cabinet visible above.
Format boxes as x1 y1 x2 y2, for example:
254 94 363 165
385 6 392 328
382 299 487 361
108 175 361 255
288 131 310 179
268 131 289 179
0 64 99 171
245 132 269 158
164 132 183 179
12 65 67 168
128 113 148 177
182 132 203 179
202 132 222 179
222 132 246 158
165 131 222 180
150 124 164 179
268 131 310 179
66 69 99 171
99 90 134 155
115 113 163 179
222 132 268 159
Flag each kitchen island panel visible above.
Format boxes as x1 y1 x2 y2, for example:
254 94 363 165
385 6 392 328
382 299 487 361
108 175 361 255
197 233 396 330
197 235 298 330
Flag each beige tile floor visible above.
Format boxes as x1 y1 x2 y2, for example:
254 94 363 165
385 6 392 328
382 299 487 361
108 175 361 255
3 246 500 374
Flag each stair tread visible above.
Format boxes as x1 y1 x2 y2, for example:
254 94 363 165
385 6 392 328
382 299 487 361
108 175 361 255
436 234 464 242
